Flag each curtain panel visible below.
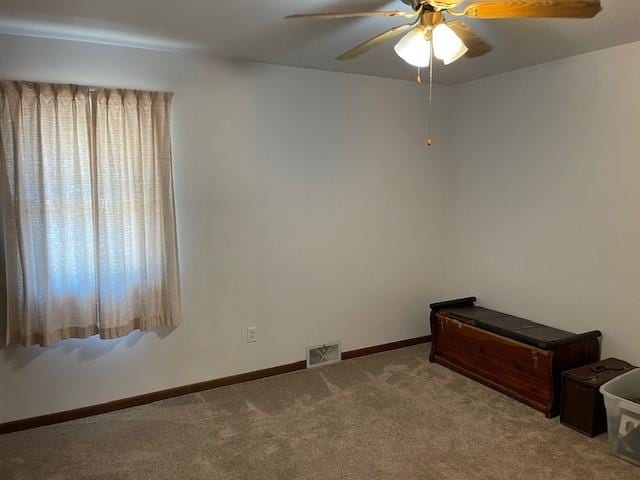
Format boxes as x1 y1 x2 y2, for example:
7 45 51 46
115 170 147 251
0 81 181 347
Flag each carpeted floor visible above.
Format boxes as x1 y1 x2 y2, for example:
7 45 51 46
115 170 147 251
1 344 637 479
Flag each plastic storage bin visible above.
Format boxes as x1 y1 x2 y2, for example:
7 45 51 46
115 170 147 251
600 368 640 466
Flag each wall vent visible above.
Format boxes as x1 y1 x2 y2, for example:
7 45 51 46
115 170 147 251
306 342 341 368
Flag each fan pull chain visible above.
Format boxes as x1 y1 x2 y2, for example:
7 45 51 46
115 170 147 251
417 67 422 84
427 40 434 146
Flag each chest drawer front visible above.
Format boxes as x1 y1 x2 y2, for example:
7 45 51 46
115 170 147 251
435 314 552 406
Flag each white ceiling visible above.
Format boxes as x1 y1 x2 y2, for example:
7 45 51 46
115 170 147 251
0 0 639 85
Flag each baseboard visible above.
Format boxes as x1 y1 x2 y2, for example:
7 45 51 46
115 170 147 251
0 360 308 436
342 335 431 360
0 334 431 435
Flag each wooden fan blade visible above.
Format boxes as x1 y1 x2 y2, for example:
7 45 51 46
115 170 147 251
285 11 418 20
336 22 417 60
446 20 492 58
461 0 602 19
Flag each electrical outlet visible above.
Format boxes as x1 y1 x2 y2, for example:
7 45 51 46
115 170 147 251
247 326 257 343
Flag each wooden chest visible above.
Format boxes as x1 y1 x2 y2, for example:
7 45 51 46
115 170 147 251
429 298 601 418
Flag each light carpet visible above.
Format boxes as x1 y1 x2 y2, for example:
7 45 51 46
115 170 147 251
1 345 637 479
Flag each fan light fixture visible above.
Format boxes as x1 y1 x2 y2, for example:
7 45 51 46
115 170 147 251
394 23 467 68
432 23 468 65
394 27 430 68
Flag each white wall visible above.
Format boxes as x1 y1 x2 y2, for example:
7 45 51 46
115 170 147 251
0 35 449 423
443 41 640 365
3 33 639 424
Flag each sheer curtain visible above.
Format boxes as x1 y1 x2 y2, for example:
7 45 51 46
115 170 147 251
0 81 181 347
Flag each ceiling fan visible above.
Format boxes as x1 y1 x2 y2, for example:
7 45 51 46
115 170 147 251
285 1 602 145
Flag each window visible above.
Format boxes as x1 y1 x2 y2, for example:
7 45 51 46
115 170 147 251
0 81 181 347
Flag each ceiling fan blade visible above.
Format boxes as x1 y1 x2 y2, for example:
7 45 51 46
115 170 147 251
285 11 418 20
460 0 602 19
336 22 417 60
446 20 492 58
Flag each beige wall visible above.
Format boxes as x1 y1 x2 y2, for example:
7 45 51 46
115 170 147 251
0 35 448 423
443 41 640 365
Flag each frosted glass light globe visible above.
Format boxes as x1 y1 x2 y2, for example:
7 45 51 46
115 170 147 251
432 23 468 65
394 27 431 68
